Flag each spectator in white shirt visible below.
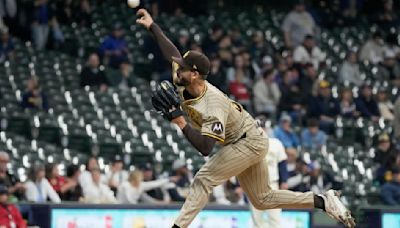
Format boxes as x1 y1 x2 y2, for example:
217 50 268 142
339 51 362 86
117 170 177 204
253 69 281 116
282 1 316 48
105 159 128 194
293 35 325 70
83 168 116 203
359 31 385 64
25 163 61 203
79 156 99 187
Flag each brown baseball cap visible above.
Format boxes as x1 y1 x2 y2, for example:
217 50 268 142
172 51 210 76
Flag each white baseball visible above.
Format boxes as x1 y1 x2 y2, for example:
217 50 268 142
127 0 140 8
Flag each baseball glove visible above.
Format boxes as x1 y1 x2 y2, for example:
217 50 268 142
151 80 183 121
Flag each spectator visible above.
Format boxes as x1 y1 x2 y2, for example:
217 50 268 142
83 168 116 203
339 51 362 86
355 84 380 121
227 54 252 85
0 152 25 201
339 88 360 119
394 97 400 141
301 118 328 150
175 29 190 53
117 170 177 204
207 56 227 93
99 23 129 69
309 161 343 195
282 0 316 48
0 27 14 63
278 73 304 125
79 157 100 187
384 33 400 59
380 168 400 205
253 69 281 116
288 156 310 192
375 0 399 31
105 158 128 194
116 61 135 91
273 114 300 148
25 163 61 203
293 34 325 70
21 78 49 111
45 163 65 196
228 68 251 110
202 24 223 56
168 159 192 202
249 31 270 63
359 31 385 64
0 185 27 228
60 164 82 201
299 63 319 99
377 50 400 86
31 0 52 50
377 89 394 121
374 133 394 166
74 0 91 27
139 163 169 201
215 178 245 205
80 53 109 91
308 80 340 134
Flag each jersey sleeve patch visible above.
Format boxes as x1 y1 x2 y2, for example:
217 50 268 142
211 121 224 135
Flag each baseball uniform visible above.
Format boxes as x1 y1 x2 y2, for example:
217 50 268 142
250 137 288 228
173 80 314 228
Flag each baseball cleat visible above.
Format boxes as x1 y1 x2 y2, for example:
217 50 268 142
320 190 356 228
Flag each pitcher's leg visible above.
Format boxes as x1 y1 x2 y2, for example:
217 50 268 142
249 203 266 228
238 159 314 210
174 143 262 228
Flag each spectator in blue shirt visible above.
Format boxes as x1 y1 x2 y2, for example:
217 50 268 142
355 84 380 121
301 118 327 150
31 0 52 50
308 80 340 134
99 23 129 69
0 27 14 63
273 114 300 148
381 168 400 206
21 78 49 111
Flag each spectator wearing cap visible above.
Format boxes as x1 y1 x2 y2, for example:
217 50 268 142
60 164 82 201
0 27 14 63
139 163 169 201
99 23 129 69
83 168 116 203
308 80 340 134
281 0 316 48
287 156 310 192
359 31 385 64
0 152 25 201
380 168 400 205
0 185 27 228
105 159 128 195
25 163 61 203
301 118 327 150
377 50 400 86
273 114 300 149
253 69 281 117
168 159 192 202
377 89 395 121
309 161 343 195
339 51 362 86
80 53 109 91
293 34 325 70
355 84 380 121
374 133 399 184
117 170 177 204
21 78 49 111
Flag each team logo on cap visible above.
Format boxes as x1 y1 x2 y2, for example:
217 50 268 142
211 122 224 135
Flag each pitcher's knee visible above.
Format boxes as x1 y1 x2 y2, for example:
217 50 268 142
192 175 214 194
251 191 275 210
